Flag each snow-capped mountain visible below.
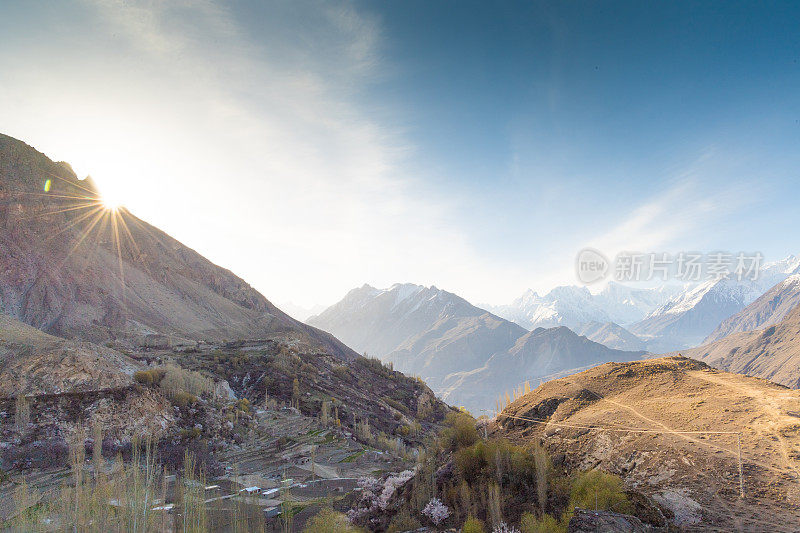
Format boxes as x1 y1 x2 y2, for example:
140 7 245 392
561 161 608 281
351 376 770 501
626 255 800 351
593 282 684 325
486 282 677 330
757 255 800 291
484 286 610 330
629 277 763 351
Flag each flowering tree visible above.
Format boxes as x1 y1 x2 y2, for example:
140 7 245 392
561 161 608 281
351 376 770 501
347 470 416 523
422 497 450 525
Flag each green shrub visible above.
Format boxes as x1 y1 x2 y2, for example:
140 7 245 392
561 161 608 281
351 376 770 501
179 427 202 439
134 370 152 385
387 510 422 532
520 512 566 533
302 508 364 532
461 516 485 533
441 411 479 451
568 470 631 516
384 397 409 415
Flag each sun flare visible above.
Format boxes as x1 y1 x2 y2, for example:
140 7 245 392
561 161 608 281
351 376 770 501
102 196 122 210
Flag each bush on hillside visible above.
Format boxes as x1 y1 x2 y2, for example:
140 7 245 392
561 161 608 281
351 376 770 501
567 470 631 516
462 516 486 533
441 411 479 451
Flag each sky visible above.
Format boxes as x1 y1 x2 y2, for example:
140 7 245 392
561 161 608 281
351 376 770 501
1 1 798 310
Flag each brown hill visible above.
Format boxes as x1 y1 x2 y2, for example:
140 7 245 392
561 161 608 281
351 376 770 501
0 133 354 358
496 356 800 531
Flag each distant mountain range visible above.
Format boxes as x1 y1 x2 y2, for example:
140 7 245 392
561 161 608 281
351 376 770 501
309 283 647 411
573 321 647 351
484 282 681 330
310 252 800 411
308 283 528 384
485 257 800 353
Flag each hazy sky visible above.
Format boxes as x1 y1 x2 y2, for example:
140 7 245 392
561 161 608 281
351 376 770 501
1 1 798 308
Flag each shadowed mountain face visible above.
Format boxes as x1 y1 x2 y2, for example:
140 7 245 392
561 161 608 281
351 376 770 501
574 321 646 351
704 274 800 343
680 301 800 388
0 133 355 359
629 277 763 351
440 326 646 412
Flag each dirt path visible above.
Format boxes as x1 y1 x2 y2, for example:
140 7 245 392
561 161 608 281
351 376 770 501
689 370 800 481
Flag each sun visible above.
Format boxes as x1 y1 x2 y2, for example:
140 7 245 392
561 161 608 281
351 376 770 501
101 195 123 211
98 184 125 211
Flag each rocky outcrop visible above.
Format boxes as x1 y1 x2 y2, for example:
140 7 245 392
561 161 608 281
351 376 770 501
568 509 661 532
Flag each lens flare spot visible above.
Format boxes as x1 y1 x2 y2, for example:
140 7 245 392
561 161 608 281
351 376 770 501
43 179 51 192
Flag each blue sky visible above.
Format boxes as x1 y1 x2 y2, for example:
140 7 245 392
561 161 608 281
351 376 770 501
1 1 798 307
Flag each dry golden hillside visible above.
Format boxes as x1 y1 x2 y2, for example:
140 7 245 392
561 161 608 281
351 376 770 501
496 356 800 532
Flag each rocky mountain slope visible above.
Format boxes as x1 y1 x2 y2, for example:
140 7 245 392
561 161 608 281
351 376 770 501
0 134 452 485
0 313 140 396
440 326 645 412
307 283 524 359
704 274 800 343
680 301 800 388
0 133 353 359
496 356 800 531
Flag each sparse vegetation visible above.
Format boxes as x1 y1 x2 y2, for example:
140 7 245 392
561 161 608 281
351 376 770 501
14 395 30 432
